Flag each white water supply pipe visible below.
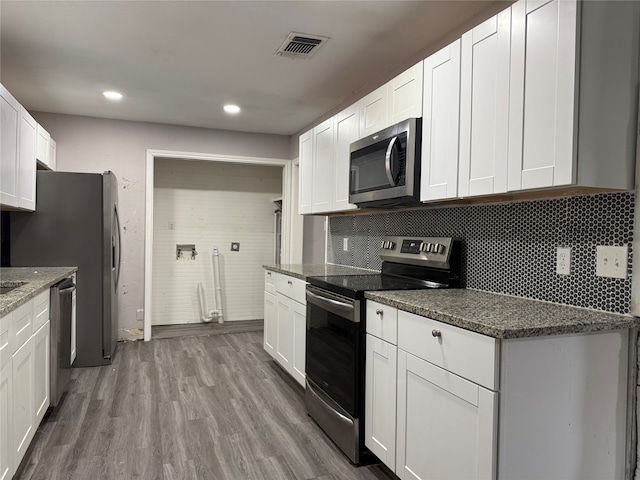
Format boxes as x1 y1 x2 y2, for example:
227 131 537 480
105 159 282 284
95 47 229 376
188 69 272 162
197 283 212 323
211 246 224 323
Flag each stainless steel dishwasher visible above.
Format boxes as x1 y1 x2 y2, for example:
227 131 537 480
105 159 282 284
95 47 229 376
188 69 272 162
50 277 75 407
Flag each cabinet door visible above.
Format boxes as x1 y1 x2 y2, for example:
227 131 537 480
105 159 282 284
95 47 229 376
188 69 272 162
421 39 461 202
264 291 276 357
36 124 50 167
390 62 423 125
1 85 20 208
360 84 390 136
18 107 37 211
396 351 497 480
312 118 334 213
298 129 313 215
275 294 293 371
12 335 35 468
0 359 13 480
48 138 57 171
365 334 397 471
291 300 306 387
508 0 577 191
459 9 511 197
33 321 50 424
333 105 359 212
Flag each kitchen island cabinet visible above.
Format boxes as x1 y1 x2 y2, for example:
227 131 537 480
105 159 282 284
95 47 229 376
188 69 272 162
365 290 634 479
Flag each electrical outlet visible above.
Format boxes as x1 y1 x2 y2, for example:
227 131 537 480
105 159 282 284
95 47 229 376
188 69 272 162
231 242 240 252
136 309 144 321
556 247 571 275
343 238 349 252
596 246 628 279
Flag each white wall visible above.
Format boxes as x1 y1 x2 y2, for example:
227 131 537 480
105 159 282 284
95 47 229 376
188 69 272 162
152 158 282 325
32 112 291 339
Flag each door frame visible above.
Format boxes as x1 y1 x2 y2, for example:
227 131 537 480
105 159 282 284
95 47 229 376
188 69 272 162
144 149 290 341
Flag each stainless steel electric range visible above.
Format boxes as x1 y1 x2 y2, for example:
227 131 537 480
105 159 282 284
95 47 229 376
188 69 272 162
304 236 461 464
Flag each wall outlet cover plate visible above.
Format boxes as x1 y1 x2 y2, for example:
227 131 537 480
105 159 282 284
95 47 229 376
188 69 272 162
595 245 628 279
231 242 240 251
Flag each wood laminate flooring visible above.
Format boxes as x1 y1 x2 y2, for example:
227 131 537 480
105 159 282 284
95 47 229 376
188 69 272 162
15 331 394 480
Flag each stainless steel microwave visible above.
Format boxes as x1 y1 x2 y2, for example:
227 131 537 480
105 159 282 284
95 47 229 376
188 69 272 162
349 118 422 208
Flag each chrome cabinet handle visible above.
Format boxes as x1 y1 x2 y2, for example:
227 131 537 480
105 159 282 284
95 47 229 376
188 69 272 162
432 329 442 338
375 309 383 315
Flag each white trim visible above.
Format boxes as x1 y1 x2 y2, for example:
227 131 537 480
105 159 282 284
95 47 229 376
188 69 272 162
143 149 290 341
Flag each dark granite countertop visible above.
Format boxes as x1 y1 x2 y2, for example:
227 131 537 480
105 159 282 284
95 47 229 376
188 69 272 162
365 288 636 339
0 267 78 317
263 263 376 281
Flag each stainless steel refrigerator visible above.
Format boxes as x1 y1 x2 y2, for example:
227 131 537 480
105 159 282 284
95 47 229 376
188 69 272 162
10 171 121 367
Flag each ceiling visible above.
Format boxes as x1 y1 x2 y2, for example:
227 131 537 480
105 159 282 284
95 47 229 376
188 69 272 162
1 1 498 136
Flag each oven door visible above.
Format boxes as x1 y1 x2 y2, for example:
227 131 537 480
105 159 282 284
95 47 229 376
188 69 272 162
305 285 361 417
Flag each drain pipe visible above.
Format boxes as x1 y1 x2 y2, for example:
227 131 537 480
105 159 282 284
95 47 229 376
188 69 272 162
197 283 213 323
211 247 224 323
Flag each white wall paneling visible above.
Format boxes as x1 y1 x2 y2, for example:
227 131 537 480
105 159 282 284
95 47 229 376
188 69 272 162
151 158 283 326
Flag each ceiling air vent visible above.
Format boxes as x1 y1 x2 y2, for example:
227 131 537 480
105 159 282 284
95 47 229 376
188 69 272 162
275 32 329 60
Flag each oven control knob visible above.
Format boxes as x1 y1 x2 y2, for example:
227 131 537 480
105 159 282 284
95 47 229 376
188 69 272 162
419 242 428 253
381 241 385 249
388 241 395 250
435 244 445 254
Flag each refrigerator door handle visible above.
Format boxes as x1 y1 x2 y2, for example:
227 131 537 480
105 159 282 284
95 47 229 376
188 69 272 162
114 204 122 287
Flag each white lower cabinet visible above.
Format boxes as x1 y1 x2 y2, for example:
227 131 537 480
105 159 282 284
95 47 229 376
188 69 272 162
1 289 51 480
12 335 35 468
365 301 628 479
264 270 306 387
0 360 12 480
396 351 497 480
33 321 50 424
365 334 397 471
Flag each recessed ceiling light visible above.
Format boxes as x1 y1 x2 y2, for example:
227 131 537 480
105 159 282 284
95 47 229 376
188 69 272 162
224 104 240 114
103 91 123 101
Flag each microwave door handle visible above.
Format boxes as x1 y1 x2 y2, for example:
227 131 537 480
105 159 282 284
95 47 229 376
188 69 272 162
385 136 398 186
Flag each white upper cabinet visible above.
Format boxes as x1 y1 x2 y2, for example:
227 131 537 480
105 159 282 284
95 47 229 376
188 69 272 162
298 129 313 215
333 104 359 212
459 9 511 198
312 117 335 213
1 85 20 208
48 138 57 171
18 107 37 211
36 124 51 168
509 0 576 191
359 84 391 137
508 0 638 192
1 84 37 211
389 62 423 125
421 39 461 202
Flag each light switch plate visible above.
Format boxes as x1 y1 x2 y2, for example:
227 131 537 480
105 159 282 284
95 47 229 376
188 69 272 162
596 246 628 279
556 247 571 275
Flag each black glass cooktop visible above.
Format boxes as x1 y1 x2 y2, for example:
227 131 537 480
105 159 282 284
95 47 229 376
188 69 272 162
306 273 448 299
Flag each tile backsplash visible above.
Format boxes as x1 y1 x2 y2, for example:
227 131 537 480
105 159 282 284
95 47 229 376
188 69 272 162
328 192 634 314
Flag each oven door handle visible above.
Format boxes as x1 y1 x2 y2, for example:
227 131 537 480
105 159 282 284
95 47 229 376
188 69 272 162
306 288 358 322
307 379 354 428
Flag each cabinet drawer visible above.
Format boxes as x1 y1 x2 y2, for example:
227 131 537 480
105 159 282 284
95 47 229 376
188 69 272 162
366 300 398 345
276 274 306 304
397 310 498 390
11 300 34 356
33 289 50 331
265 270 277 295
